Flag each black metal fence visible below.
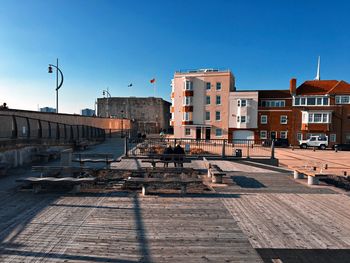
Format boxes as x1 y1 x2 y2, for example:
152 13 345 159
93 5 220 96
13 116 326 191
127 138 273 158
0 114 106 148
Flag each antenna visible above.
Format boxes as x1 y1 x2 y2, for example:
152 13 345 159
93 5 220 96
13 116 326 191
315 56 321 80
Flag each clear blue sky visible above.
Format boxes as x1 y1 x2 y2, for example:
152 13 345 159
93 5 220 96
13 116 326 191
0 0 349 113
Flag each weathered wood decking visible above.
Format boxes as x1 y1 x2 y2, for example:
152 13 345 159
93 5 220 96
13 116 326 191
2 154 350 262
0 192 261 262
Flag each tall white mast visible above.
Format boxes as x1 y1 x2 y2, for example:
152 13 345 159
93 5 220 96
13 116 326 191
315 56 321 80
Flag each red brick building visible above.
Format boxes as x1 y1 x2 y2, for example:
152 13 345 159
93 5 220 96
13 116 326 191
256 78 350 146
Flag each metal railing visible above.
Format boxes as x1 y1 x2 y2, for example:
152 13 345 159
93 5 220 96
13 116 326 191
0 114 106 148
127 137 274 158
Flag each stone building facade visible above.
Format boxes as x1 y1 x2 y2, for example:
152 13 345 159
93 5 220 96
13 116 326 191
97 97 171 134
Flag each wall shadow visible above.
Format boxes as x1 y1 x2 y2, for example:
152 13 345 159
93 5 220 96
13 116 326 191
132 195 152 263
231 176 266 188
256 248 350 263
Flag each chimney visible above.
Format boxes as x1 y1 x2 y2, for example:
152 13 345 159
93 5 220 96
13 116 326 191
290 78 296 95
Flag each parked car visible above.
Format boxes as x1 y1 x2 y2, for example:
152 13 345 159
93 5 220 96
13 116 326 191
333 143 350 151
299 136 328 150
262 138 289 148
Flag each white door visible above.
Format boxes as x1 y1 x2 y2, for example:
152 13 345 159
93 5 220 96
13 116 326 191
233 130 254 140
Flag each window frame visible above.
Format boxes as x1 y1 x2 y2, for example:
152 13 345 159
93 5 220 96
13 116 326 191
260 130 267 139
205 111 210 121
280 115 288 124
215 128 223 137
206 96 211 105
216 95 221 105
215 111 221 121
185 128 191 136
261 115 268 124
206 82 211 90
216 82 222 91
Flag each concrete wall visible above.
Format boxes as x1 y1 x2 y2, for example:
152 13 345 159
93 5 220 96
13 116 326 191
97 97 171 133
0 109 131 131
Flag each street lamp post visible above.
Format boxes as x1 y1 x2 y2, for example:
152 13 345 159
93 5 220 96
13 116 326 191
48 59 64 114
121 110 124 138
102 88 111 118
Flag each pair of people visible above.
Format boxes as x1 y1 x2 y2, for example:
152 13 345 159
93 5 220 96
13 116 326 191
161 144 185 167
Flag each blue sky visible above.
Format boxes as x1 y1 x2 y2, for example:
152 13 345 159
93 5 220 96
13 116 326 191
0 0 349 113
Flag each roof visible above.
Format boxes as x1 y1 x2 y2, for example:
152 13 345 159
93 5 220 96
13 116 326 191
296 80 350 95
258 90 292 99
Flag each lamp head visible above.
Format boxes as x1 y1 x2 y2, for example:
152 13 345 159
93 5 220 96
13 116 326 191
48 65 53 73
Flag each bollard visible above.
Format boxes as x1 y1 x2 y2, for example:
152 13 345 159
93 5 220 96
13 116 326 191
294 170 304 179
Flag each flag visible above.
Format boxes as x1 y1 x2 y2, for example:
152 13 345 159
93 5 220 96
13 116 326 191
150 78 156 84
128 83 133 87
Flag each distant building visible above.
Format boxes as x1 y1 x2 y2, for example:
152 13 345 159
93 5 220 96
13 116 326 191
40 107 56 113
97 97 171 133
81 108 95 116
171 69 235 139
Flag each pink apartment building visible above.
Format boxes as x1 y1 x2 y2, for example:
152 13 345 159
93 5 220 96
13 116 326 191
170 69 235 139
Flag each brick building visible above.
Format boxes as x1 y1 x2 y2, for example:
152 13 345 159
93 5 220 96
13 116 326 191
170 68 350 146
256 78 350 146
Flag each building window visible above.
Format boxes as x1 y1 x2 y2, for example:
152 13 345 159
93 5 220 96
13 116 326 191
185 81 193 90
261 100 285 107
330 134 336 142
215 111 221 121
280 131 288 139
216 82 221 90
183 112 190 121
294 96 329 106
238 99 246 107
206 96 211 105
261 115 267 124
280 115 288 124
205 111 210 121
241 116 246 123
216 95 221 105
185 128 191 136
260 131 267 139
183 96 192 106
215 128 222 137
336 95 350 104
304 112 331 123
206 82 211 90
297 133 302 141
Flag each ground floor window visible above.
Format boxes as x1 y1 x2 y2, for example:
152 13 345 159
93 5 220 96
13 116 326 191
330 133 336 142
297 132 302 141
185 128 191 136
280 131 288 139
260 130 267 139
215 128 222 137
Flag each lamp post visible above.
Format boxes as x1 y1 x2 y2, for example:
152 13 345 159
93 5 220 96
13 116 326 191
48 59 64 114
102 88 111 117
121 110 124 138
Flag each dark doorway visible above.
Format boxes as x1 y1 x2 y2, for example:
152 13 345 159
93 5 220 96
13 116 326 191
205 128 211 140
196 127 201 140
270 131 276 140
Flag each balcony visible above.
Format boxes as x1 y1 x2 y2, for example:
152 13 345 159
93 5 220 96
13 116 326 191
182 121 193 125
183 90 194 97
182 106 193 112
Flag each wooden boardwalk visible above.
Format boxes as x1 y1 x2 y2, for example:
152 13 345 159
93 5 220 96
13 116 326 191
2 156 350 262
0 191 261 262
